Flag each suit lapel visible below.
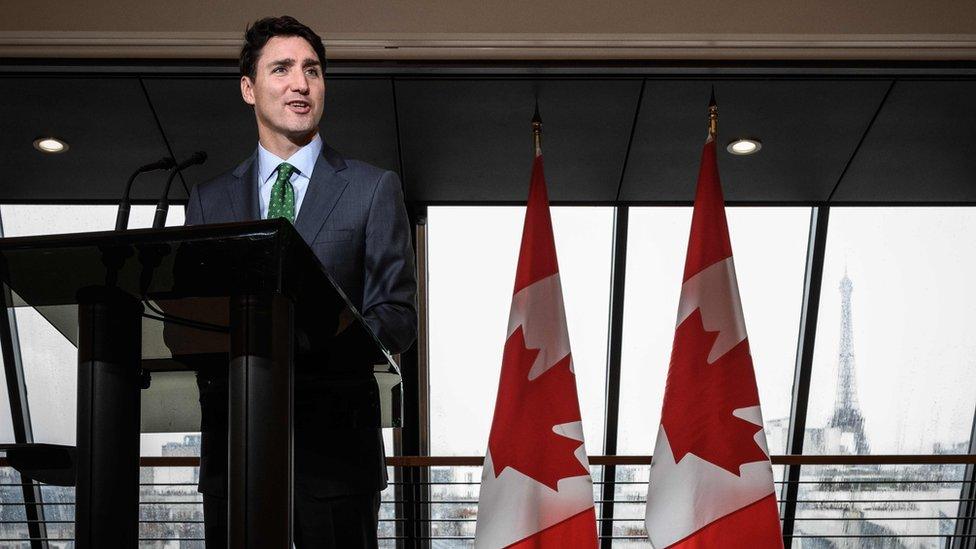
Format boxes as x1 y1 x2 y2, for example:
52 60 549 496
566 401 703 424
226 152 260 221
294 145 349 244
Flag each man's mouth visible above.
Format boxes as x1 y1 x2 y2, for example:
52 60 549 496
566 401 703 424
286 101 311 114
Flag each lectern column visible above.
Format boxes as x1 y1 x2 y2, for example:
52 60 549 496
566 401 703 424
75 286 144 548
228 293 294 548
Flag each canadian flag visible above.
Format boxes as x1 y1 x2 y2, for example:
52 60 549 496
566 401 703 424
475 152 598 548
644 125 784 548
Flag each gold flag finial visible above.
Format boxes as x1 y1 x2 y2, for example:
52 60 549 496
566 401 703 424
707 86 718 139
532 101 542 156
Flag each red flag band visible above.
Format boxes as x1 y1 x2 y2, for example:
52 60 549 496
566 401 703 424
475 154 598 548
645 133 783 548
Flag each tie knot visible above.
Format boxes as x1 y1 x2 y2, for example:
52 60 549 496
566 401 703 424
276 162 296 182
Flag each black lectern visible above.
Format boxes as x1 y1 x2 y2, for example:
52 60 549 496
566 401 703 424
0 219 399 548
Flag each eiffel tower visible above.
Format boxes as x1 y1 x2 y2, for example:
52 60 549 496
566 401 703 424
828 271 871 454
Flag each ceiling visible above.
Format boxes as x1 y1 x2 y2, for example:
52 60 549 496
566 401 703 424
1 67 974 205
3 0 976 61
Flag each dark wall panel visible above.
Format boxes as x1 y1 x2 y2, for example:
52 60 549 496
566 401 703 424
0 77 173 201
833 80 976 203
4 73 974 205
394 78 642 203
619 80 891 203
142 77 399 198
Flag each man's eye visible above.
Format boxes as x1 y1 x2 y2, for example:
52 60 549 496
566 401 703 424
272 66 286 74
306 68 319 77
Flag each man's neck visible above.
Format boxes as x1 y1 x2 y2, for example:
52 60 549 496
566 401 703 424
258 129 318 160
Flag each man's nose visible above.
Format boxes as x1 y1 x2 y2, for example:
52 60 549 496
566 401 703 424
290 72 309 94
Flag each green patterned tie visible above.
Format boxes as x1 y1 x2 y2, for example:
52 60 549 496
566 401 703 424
268 162 297 223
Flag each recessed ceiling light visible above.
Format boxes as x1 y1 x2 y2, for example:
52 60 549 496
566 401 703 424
726 138 761 156
33 137 68 154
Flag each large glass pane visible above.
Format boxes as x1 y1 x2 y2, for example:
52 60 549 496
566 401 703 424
610 463 788 545
428 206 614 456
795 208 976 548
804 208 976 455
793 464 964 549
139 464 202 547
617 207 811 456
0 205 185 445
0 353 13 443
0 468 28 544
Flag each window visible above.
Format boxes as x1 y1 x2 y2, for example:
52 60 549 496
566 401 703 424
792 208 976 544
804 208 976 456
0 354 12 443
0 205 185 445
428 206 614 456
617 207 811 456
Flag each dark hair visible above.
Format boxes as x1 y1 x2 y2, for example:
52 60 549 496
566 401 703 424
240 16 327 80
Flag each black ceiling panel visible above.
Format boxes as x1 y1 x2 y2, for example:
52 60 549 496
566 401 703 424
619 80 891 203
833 80 976 203
0 77 173 201
394 78 643 203
142 77 399 196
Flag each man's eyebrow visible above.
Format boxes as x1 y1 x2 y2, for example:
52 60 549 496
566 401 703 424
266 58 320 69
268 58 296 68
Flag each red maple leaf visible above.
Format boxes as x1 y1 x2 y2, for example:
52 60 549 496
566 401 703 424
661 308 768 476
488 326 588 490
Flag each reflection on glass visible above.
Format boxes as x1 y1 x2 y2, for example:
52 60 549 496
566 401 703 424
612 463 787 545
424 465 603 546
0 468 28 543
0 205 185 445
793 464 965 548
379 466 396 547
794 208 976 546
428 206 613 456
617 207 810 456
804 208 976 456
0 352 13 443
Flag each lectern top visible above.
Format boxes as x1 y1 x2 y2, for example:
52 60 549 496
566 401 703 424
0 219 396 369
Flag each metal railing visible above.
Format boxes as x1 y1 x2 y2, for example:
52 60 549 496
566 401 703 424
1 455 975 548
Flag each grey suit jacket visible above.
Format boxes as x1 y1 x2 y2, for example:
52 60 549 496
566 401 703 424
185 143 417 497
185 143 417 355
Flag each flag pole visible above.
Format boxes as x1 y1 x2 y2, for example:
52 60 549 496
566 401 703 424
532 101 543 156
707 86 718 140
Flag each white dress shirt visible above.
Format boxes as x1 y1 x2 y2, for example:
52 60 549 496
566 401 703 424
256 133 323 219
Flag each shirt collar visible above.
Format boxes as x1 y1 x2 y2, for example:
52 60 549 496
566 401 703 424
257 132 324 184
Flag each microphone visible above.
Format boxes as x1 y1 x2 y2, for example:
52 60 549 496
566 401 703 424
115 157 176 231
153 151 207 229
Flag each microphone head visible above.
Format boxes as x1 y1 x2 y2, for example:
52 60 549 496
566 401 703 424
139 156 176 172
174 151 208 171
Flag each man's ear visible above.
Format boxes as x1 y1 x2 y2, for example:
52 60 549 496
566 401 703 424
241 75 256 106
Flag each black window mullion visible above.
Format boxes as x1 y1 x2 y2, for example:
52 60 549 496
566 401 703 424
599 206 628 548
0 210 49 549
950 395 976 547
780 205 829 547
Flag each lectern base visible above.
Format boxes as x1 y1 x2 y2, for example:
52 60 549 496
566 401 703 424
228 293 294 548
74 286 143 549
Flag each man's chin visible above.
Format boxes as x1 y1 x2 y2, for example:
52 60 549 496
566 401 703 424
281 126 320 143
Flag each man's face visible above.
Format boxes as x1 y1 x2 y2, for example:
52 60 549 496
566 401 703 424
241 35 325 141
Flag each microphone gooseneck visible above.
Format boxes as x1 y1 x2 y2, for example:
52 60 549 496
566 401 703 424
153 151 207 229
115 157 176 231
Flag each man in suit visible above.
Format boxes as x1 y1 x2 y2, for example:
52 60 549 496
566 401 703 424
184 15 417 548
